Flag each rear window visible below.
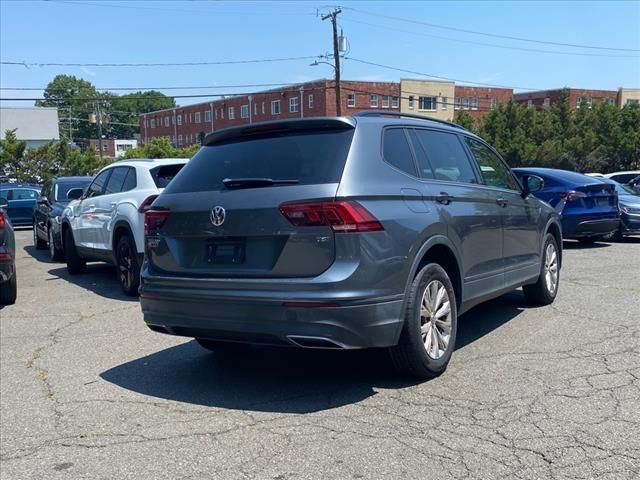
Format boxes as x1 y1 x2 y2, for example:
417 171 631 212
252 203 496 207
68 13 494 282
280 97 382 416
164 129 355 194
151 164 185 188
53 181 90 201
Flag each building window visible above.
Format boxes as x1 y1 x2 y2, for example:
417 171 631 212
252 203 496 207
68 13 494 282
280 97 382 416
543 98 550 108
194 112 201 123
164 117 170 127
177 115 182 125
262 102 265 114
587 96 593 108
627 99 639 105
527 99 533 108
150 118 156 128
454 97 461 110
254 103 257 115
408 96 414 109
289 97 299 113
94 145 99 151
271 100 280 115
370 94 378 107
228 107 235 120
462 98 470 110
392 96 399 108
382 95 389 108
441 96 447 110
576 97 582 108
102 144 108 152
607 97 615 105
418 96 437 111
490 98 497 109
308 94 314 109
347 93 355 107
220 108 224 119
178 135 182 146
205 110 211 122
471 97 479 110
240 105 249 118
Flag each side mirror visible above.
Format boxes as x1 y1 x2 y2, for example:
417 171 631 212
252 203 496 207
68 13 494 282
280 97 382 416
38 196 50 206
67 188 84 200
522 174 544 195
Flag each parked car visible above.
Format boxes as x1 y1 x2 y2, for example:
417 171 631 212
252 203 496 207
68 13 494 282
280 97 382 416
0 183 41 227
598 179 640 240
604 170 640 187
512 168 619 243
139 112 563 379
0 198 17 305
61 159 188 295
33 176 93 261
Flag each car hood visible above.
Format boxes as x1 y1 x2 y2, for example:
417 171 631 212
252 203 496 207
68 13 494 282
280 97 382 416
619 193 640 207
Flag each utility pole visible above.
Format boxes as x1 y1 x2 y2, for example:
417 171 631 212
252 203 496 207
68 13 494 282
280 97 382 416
90 103 105 159
322 8 342 116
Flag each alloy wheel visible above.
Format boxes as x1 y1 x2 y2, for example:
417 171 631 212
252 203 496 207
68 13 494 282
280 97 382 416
117 241 133 290
420 280 453 360
49 229 55 259
544 242 559 294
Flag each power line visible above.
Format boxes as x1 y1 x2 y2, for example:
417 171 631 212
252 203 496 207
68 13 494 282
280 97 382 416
0 82 302 91
1 55 322 68
344 6 640 53
342 17 640 59
60 117 140 127
345 57 542 91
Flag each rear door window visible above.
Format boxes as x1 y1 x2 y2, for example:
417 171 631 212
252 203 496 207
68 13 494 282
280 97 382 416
464 138 520 191
383 128 417 176
12 189 38 200
165 128 354 194
412 129 478 184
105 167 129 194
122 168 137 191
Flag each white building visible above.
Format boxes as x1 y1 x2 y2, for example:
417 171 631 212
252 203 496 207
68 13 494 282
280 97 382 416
0 107 60 148
114 139 137 158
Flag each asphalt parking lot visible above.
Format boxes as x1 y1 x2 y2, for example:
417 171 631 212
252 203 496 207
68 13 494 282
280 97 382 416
1 229 639 480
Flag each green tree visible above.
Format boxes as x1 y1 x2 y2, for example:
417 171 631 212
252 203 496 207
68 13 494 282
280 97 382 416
454 109 476 132
108 90 175 138
0 129 27 179
122 137 200 160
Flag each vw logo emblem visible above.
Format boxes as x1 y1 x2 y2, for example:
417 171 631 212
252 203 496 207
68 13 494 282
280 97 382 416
210 206 226 226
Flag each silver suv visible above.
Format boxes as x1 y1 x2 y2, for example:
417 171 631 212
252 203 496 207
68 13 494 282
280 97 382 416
139 112 562 378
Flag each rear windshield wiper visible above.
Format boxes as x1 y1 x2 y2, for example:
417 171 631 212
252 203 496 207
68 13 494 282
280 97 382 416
222 178 299 189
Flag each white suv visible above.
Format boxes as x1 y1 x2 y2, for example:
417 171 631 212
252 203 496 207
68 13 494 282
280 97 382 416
61 158 188 295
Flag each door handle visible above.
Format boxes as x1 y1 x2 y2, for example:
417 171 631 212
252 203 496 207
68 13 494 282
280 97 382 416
496 197 508 208
435 192 453 205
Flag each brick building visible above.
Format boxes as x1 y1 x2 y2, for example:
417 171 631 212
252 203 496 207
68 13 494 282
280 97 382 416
139 79 400 146
77 138 138 158
453 86 513 120
514 88 617 110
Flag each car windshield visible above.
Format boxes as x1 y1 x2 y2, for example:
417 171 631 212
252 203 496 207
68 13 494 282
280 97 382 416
612 182 636 195
54 181 90 202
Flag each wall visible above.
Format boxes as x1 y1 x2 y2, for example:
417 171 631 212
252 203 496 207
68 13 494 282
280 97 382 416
399 79 456 121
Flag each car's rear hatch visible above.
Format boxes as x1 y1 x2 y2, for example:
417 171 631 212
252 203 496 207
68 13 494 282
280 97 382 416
146 118 356 278
564 182 618 213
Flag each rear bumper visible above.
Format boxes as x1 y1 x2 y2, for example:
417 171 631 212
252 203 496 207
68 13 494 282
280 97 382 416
561 216 620 238
139 280 405 349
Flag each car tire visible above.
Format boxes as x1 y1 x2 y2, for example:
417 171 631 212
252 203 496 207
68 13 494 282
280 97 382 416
49 227 64 262
602 227 623 242
195 338 250 354
388 263 458 379
116 233 140 296
33 221 47 249
0 272 17 306
64 229 86 274
523 233 560 306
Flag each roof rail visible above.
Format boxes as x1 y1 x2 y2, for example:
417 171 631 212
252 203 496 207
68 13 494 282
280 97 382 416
354 110 467 131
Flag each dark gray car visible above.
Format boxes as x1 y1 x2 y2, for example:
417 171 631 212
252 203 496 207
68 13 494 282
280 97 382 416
0 198 17 305
139 112 562 378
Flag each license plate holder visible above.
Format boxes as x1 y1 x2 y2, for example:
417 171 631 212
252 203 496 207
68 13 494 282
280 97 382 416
206 237 246 264
596 197 610 207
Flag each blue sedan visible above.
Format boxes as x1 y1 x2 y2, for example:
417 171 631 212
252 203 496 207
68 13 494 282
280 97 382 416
0 183 42 227
513 168 620 243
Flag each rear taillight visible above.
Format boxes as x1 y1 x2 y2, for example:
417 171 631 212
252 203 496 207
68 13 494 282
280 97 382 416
0 212 5 229
279 201 383 233
559 191 587 201
144 209 171 235
138 195 159 213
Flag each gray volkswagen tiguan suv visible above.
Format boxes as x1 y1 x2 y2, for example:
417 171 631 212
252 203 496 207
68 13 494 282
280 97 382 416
140 112 562 378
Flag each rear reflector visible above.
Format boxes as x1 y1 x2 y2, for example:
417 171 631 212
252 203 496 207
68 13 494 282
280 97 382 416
0 252 11 260
279 201 383 233
138 195 159 213
559 191 587 201
144 209 171 235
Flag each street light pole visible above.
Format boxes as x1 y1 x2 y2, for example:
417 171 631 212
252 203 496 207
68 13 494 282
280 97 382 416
321 8 342 116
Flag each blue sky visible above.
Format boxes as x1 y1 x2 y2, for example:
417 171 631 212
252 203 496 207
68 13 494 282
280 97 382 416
1 0 639 108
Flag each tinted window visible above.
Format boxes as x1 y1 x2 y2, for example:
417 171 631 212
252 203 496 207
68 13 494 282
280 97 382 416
610 173 637 184
165 129 354 193
407 130 435 179
150 164 185 188
383 128 417 176
122 168 137 192
105 167 129 194
0 190 10 203
413 130 477 184
12 189 38 200
86 170 111 198
53 181 91 202
465 138 520 190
